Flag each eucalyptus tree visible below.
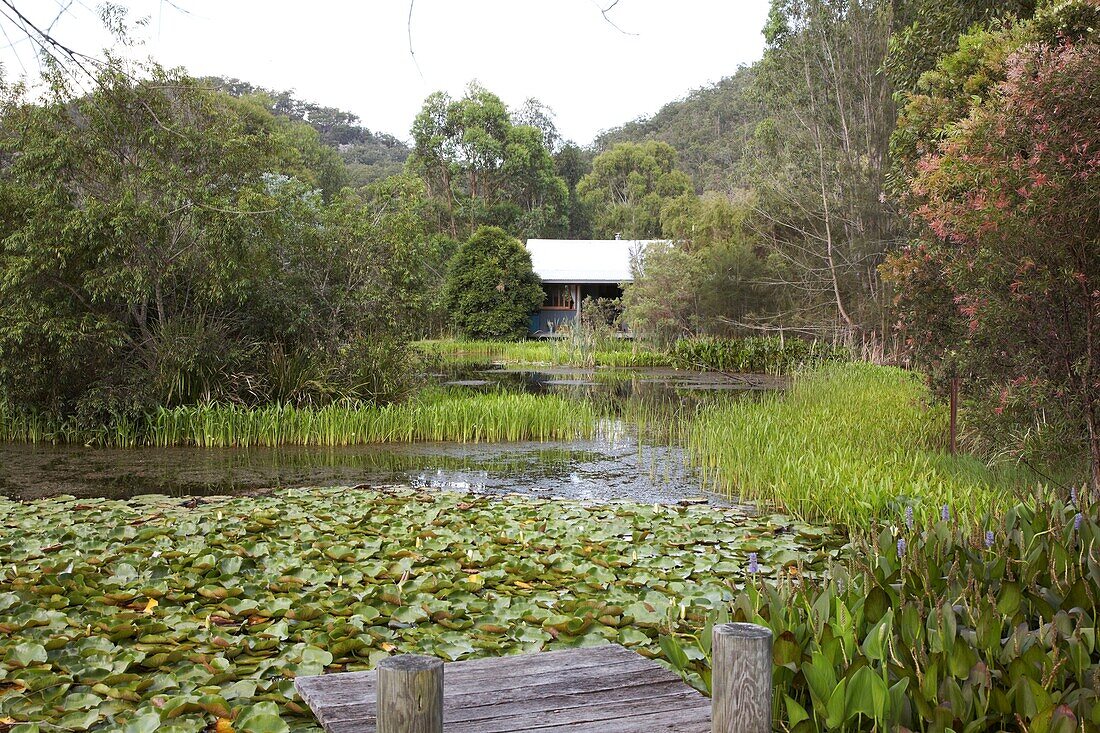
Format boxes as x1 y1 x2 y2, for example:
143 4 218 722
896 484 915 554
746 0 901 336
407 84 568 240
575 140 693 239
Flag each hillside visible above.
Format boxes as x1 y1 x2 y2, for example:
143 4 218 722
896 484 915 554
205 77 410 186
593 64 763 194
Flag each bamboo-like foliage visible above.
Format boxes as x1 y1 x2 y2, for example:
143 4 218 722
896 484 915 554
0 393 596 448
688 363 1044 525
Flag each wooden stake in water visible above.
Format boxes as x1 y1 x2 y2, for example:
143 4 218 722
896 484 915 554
377 654 443 733
711 623 772 733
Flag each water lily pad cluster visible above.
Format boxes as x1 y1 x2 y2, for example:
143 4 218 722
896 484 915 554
0 488 837 732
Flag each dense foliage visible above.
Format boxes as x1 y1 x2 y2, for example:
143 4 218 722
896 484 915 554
0 391 595 447
664 497 1099 731
0 66 431 426
205 77 411 187
884 4 1100 483
671 336 847 374
575 141 693 239
595 67 765 195
407 84 569 241
442 227 544 341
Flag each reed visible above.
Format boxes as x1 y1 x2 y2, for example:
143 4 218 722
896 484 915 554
415 339 672 368
687 363 1046 526
670 335 848 374
0 393 596 448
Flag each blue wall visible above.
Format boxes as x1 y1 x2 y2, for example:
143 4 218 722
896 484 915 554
529 309 577 335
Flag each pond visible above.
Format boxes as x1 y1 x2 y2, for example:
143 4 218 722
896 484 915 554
0 366 781 503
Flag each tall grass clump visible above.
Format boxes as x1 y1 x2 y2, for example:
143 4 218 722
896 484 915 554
672 336 848 374
1 392 596 448
689 363 1042 526
415 338 672 368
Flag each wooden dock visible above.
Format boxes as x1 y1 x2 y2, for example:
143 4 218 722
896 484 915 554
295 623 772 733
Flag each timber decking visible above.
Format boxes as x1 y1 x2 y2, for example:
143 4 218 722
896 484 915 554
294 644 712 732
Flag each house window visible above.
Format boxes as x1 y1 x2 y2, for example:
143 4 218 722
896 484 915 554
544 284 575 310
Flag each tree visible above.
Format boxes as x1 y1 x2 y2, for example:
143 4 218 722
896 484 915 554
884 0 1037 94
443 226 543 340
0 63 428 420
576 141 693 238
553 143 594 238
886 14 1100 485
747 0 901 336
407 84 568 240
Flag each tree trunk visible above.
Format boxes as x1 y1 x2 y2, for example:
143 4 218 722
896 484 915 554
1085 393 1100 497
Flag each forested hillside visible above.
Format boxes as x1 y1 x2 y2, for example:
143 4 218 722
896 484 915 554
595 66 763 194
205 77 410 186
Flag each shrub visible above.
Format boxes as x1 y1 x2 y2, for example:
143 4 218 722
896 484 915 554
443 226 544 340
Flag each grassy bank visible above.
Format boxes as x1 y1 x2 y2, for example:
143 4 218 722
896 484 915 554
689 363 1046 525
0 392 596 448
0 488 834 732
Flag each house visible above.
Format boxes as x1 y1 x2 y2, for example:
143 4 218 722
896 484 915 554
525 238 661 337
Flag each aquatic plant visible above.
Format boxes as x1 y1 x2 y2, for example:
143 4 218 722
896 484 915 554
688 363 1045 525
671 336 848 374
415 339 672 368
660 498 1100 731
0 488 835 731
0 393 598 448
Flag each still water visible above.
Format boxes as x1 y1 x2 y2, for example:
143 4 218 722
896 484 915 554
0 367 780 503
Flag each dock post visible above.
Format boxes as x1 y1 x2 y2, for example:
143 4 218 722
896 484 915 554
711 622 772 733
376 654 443 733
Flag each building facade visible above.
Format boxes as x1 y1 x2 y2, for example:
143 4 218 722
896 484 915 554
525 239 658 337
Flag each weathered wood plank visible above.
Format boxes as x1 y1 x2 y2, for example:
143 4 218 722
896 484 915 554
296 644 711 733
326 700 712 733
319 667 686 726
297 645 634 700
440 689 709 732
308 654 669 723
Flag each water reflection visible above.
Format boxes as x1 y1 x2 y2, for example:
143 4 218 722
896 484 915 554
1 366 779 503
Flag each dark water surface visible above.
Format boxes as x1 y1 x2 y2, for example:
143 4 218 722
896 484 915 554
1 367 780 503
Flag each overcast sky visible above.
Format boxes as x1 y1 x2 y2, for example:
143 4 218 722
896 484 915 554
3 1 771 144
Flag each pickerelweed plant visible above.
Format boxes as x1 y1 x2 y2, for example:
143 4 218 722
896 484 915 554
659 495 1100 732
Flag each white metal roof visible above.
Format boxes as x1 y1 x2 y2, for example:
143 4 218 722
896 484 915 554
525 239 661 284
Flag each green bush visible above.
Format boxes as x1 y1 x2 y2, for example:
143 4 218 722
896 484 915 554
661 498 1099 731
671 336 848 374
443 226 545 340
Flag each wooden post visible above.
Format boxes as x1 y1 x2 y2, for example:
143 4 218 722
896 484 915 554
376 654 443 733
711 622 772 733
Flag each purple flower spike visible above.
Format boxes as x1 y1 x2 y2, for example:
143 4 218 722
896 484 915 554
747 552 759 574
1074 513 1083 532
905 506 914 530
985 530 994 548
897 538 907 558
941 505 950 522
1070 485 1078 506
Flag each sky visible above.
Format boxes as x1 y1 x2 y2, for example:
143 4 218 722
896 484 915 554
2 0 771 145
